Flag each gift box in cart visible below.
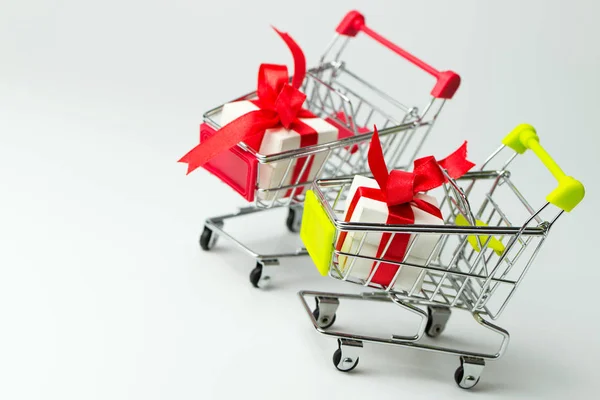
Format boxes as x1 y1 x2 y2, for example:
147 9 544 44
180 10 461 288
299 124 585 388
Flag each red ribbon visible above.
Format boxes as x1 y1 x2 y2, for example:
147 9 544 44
337 127 475 287
179 28 318 181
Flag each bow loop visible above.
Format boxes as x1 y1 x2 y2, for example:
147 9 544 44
274 84 307 129
257 64 289 109
386 170 415 205
368 126 474 207
272 27 306 90
412 156 447 193
179 27 309 174
257 27 307 113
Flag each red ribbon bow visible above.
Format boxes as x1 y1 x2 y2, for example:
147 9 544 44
368 127 475 214
338 127 475 287
179 28 311 174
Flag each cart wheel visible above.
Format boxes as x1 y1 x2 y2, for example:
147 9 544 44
332 348 359 372
454 366 480 389
454 356 484 389
199 226 217 251
286 207 303 233
249 263 263 288
426 306 451 338
312 307 336 329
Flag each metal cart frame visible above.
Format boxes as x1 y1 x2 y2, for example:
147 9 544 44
200 10 461 288
298 124 584 388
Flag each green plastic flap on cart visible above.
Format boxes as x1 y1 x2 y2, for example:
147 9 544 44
301 190 336 276
455 214 505 256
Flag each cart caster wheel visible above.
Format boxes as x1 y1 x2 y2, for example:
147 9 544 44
313 308 336 329
286 207 303 233
455 366 479 389
333 348 359 372
249 263 263 288
249 262 274 289
426 306 451 338
333 338 362 372
454 356 485 389
199 226 218 251
313 296 339 329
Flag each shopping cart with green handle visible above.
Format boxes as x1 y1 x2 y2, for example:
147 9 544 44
298 123 584 389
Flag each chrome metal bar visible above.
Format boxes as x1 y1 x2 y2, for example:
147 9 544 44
333 36 350 63
318 34 342 67
338 67 410 112
268 158 296 208
298 291 511 360
365 232 395 285
386 232 422 292
493 236 547 319
343 233 368 280
503 177 544 224
334 250 518 286
474 202 551 307
204 209 308 260
330 79 402 125
389 296 428 341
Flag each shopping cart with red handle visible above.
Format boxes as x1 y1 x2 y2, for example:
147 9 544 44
197 11 461 288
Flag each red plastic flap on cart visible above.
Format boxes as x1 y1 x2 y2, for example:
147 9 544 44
199 123 257 202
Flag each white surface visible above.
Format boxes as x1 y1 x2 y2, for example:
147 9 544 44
1 1 599 399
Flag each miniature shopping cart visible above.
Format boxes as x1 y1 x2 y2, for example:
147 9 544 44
199 10 461 288
299 124 584 388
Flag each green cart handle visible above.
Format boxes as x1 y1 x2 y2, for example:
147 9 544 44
502 124 585 212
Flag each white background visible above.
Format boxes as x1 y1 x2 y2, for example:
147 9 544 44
1 0 599 399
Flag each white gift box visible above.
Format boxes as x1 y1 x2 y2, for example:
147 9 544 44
338 238 427 293
221 100 338 200
337 175 444 292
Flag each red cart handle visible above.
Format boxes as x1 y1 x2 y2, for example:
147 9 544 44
336 10 460 99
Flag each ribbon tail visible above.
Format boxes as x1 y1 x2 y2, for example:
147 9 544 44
178 147 205 175
438 141 476 179
178 111 277 174
368 127 390 192
272 27 306 89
